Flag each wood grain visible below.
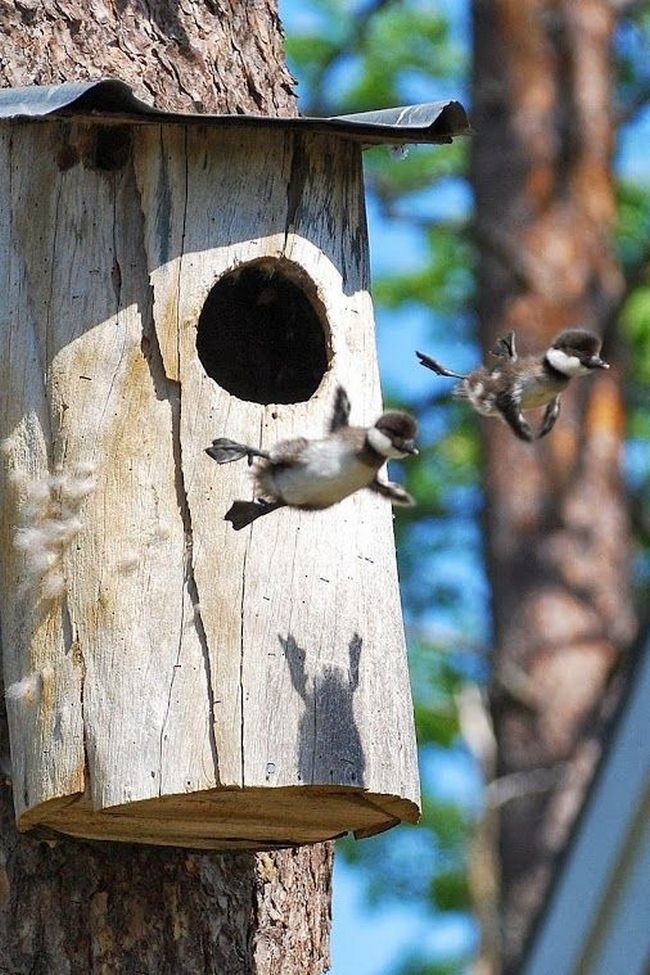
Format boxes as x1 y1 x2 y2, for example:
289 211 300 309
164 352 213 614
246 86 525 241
0 119 420 848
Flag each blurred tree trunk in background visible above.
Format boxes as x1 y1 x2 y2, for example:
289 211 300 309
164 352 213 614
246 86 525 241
471 1 636 971
0 3 333 973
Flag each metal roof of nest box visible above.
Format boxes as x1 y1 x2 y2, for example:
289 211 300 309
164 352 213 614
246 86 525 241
0 78 470 146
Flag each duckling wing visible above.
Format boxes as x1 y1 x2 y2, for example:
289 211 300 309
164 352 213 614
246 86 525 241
268 438 311 464
329 386 352 432
490 331 517 360
368 478 415 507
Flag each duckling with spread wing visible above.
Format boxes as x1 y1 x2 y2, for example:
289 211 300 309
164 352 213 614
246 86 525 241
416 329 609 441
207 387 418 530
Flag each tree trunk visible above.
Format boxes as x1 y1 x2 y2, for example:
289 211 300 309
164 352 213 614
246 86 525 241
0 3 333 973
471 1 636 971
0 0 297 117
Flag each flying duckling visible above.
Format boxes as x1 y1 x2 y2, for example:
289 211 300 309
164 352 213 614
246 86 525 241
206 386 418 530
416 328 609 442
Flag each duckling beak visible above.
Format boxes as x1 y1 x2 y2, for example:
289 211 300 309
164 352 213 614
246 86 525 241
589 355 610 369
402 440 419 455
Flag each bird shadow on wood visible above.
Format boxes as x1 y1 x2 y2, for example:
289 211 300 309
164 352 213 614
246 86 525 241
279 632 365 789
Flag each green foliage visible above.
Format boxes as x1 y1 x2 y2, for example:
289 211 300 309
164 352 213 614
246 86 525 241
617 182 650 390
616 175 650 585
410 643 464 749
395 960 471 975
373 225 473 313
285 0 462 114
415 705 460 749
432 868 471 912
336 791 472 908
617 181 650 269
365 142 467 198
622 286 650 386
333 9 455 109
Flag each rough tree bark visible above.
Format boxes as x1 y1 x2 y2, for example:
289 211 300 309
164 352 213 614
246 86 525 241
471 1 636 971
0 3 334 973
0 0 297 116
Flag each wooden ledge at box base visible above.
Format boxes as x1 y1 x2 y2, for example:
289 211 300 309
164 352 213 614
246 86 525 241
19 786 419 850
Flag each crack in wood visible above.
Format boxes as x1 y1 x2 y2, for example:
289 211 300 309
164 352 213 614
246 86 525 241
237 411 265 788
239 537 249 790
110 188 122 306
44 173 63 390
63 605 89 794
137 132 221 786
283 131 308 253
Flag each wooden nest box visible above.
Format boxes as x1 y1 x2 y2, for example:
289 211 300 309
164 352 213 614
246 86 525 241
0 81 469 849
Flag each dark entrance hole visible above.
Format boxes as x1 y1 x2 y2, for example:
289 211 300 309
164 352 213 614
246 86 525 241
196 263 329 404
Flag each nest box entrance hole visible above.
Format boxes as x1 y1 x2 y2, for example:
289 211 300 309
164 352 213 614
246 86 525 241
196 261 330 404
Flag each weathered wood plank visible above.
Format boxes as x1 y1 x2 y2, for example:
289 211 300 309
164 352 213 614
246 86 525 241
0 125 86 820
134 125 297 788
1 122 218 822
51 125 218 808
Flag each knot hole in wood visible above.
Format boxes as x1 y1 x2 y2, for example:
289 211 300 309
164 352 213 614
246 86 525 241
56 124 132 172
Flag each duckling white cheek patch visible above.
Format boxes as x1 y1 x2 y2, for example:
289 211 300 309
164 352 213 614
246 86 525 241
546 348 584 376
368 427 399 457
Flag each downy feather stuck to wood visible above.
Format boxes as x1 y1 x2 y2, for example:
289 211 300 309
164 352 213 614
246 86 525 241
416 328 609 442
11 466 97 602
206 386 418 530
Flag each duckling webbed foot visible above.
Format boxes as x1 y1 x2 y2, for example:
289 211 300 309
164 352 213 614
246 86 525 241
537 396 561 439
225 499 287 531
206 439 271 466
368 478 415 507
496 393 535 442
416 351 467 381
